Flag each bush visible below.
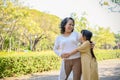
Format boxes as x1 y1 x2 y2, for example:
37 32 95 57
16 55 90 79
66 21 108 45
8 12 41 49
0 51 61 78
0 49 120 78
95 49 120 60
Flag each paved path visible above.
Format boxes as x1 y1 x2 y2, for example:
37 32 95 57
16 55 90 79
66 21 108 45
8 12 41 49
1 59 120 80
98 59 120 80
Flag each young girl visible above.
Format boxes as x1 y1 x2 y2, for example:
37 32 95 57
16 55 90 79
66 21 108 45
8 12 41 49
64 30 99 80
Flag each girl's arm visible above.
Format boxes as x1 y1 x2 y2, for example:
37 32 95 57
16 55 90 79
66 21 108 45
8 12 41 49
63 41 90 58
69 48 79 56
69 41 90 56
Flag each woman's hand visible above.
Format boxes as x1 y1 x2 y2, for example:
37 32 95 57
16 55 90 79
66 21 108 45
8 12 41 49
61 53 71 58
90 42 95 48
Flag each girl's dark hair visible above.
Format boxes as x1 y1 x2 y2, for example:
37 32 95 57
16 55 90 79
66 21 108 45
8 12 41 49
60 17 75 34
81 30 96 59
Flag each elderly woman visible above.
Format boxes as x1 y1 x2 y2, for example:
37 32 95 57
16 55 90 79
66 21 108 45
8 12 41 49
53 17 82 80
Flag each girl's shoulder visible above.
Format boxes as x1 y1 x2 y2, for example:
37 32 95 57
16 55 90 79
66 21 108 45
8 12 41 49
85 40 90 43
83 40 90 46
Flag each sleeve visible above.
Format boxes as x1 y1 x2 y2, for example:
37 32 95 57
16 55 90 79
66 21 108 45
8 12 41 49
76 41 90 53
53 36 61 57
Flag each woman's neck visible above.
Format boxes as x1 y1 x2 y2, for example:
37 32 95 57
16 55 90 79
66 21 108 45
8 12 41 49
63 32 71 36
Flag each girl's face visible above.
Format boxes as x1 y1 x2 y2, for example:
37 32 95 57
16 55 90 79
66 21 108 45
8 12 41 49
64 19 74 33
81 34 86 42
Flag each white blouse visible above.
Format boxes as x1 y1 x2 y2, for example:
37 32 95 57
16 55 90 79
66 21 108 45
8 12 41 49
53 31 81 59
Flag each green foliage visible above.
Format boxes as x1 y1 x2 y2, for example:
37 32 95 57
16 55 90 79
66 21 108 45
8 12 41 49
95 49 120 60
71 12 90 32
114 32 120 43
93 27 116 48
0 0 31 51
0 0 60 51
99 0 120 12
0 51 61 78
0 1 118 51
24 9 60 51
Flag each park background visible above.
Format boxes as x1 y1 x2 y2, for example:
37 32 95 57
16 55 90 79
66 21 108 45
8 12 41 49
0 0 120 79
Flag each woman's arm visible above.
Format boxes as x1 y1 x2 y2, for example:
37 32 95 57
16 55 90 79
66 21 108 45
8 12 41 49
53 37 61 57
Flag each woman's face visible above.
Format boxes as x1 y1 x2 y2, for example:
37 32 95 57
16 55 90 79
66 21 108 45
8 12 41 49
64 19 74 33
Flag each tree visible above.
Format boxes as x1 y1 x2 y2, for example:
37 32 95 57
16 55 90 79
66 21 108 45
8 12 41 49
71 12 90 32
114 31 120 43
0 0 29 51
99 0 120 12
114 31 120 49
0 0 61 51
22 9 60 51
93 26 116 49
70 12 116 49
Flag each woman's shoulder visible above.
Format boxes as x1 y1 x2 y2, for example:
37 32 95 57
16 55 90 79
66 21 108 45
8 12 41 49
55 35 62 40
72 31 80 36
72 31 79 34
